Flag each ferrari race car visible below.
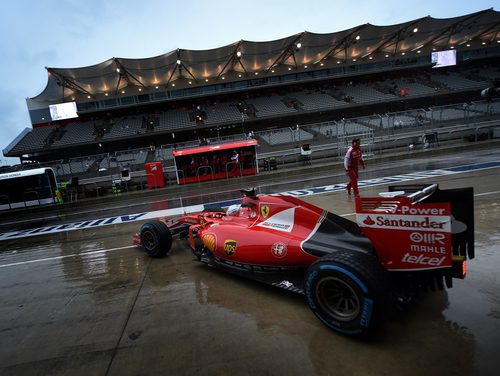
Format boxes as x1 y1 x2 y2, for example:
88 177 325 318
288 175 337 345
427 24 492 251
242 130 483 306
133 184 474 336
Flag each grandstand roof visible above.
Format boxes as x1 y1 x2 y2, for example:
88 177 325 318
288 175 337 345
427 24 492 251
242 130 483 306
33 9 500 103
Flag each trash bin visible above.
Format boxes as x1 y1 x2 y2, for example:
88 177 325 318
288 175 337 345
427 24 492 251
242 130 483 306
145 161 165 189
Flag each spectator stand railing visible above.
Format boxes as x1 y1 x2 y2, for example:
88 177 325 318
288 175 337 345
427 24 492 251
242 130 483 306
197 166 214 182
33 98 500 193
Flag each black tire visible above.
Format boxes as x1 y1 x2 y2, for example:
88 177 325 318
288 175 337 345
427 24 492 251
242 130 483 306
304 250 390 336
140 221 172 258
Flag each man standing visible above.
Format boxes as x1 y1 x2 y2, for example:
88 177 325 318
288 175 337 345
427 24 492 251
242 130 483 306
344 138 365 197
230 150 240 177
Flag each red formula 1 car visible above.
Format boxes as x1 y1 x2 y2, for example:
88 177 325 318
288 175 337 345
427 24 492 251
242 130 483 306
133 184 474 336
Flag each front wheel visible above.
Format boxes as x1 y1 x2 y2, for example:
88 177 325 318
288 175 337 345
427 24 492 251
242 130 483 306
140 221 172 257
304 251 390 336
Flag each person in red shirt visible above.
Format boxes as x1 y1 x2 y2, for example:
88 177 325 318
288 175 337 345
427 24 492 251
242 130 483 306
344 138 365 197
210 154 219 174
220 154 228 175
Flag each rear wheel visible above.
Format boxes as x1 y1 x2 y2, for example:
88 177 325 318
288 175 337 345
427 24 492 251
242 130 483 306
304 251 390 336
140 221 172 257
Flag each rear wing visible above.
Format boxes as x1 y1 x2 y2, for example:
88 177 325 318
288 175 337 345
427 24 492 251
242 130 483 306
355 184 474 272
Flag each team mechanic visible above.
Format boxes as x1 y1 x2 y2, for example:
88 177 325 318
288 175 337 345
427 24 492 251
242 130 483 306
344 138 366 197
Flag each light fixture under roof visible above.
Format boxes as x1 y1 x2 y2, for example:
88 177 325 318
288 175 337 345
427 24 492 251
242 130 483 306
177 59 181 65
296 42 302 49
236 51 242 57
116 68 120 73
413 27 418 33
355 35 360 40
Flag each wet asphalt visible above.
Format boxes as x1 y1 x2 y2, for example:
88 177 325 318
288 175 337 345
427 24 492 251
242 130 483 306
0 142 499 375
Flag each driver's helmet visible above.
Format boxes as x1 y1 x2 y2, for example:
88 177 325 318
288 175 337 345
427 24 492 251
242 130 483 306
226 204 241 216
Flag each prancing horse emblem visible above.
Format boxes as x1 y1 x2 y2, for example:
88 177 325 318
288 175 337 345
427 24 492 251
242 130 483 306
261 205 270 218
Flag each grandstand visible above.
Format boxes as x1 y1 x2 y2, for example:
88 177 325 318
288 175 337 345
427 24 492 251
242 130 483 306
2 9 500 193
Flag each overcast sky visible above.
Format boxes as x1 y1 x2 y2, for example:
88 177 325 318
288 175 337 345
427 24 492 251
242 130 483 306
0 0 496 165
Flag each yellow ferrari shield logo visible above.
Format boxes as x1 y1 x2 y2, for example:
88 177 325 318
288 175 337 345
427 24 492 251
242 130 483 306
261 205 270 218
202 234 216 252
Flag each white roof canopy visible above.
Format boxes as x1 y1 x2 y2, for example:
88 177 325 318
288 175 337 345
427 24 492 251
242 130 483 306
31 9 500 103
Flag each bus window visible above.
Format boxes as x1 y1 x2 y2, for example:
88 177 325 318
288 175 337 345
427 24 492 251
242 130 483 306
0 168 59 211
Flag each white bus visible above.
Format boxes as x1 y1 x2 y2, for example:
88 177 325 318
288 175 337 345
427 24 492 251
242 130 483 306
0 167 60 211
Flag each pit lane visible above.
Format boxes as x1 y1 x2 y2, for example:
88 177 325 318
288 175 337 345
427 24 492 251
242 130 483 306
1 146 499 375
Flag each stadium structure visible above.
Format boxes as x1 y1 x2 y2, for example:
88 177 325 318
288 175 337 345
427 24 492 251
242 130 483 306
2 9 500 189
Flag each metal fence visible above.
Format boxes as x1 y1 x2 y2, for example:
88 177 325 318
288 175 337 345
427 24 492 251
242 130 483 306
44 98 500 180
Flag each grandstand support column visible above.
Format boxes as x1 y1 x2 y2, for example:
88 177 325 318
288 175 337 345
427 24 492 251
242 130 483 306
337 121 341 158
339 119 346 158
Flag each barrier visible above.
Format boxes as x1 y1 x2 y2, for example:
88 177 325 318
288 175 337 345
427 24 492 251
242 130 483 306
197 166 214 182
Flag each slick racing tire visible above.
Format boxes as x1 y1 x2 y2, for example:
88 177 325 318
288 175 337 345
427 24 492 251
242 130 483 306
304 251 389 336
140 221 172 258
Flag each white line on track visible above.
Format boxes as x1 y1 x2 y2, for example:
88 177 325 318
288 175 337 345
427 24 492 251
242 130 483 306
1 162 499 242
475 190 500 197
0 245 136 269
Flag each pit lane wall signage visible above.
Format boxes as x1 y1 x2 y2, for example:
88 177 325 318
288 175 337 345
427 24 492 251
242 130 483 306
0 204 204 241
0 161 495 241
355 197 452 271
